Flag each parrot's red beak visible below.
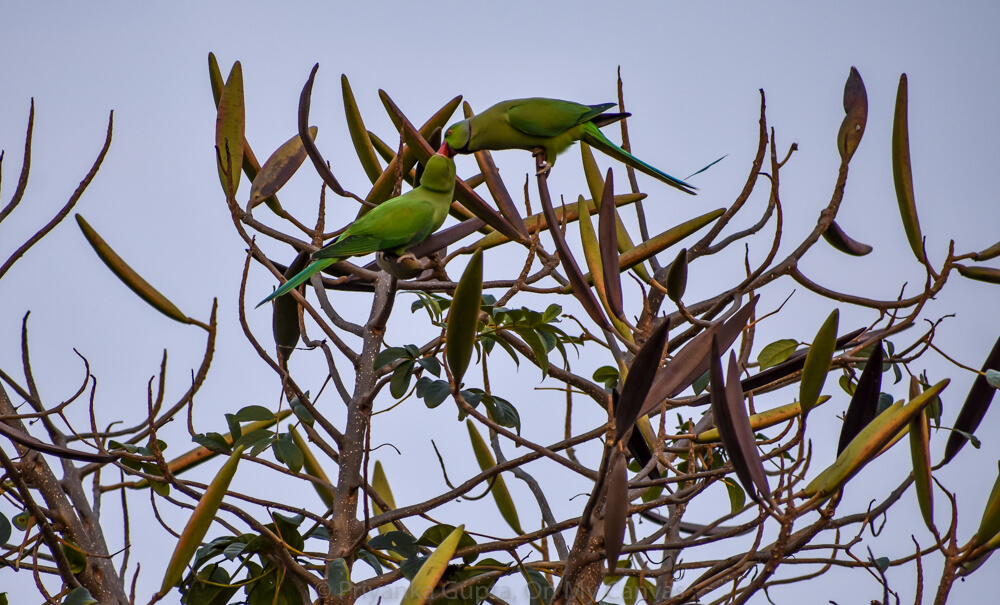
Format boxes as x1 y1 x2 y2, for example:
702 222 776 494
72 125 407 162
438 141 454 157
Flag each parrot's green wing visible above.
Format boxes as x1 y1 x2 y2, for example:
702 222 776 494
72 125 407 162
257 197 440 308
257 153 455 308
314 197 440 260
507 99 615 138
581 122 697 195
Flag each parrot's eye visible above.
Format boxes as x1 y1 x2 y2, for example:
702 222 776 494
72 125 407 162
446 129 452 136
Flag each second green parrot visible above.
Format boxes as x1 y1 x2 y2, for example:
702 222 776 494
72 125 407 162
257 148 456 307
443 97 695 194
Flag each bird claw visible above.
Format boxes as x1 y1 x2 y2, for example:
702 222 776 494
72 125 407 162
531 148 552 176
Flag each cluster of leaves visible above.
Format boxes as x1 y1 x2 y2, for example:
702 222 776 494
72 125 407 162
179 513 312 605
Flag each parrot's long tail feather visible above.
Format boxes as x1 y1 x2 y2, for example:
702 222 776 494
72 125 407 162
256 257 338 308
582 123 697 195
590 112 631 129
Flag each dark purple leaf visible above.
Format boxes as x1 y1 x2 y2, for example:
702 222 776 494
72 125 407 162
822 219 873 256
637 296 758 418
603 449 628 568
598 168 624 320
709 338 768 504
726 351 770 500
298 64 346 196
943 333 1000 463
537 173 610 331
614 317 670 443
837 341 883 455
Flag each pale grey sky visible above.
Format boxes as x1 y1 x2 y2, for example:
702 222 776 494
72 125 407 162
2 2 999 603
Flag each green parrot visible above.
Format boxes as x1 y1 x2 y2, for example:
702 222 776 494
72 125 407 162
443 97 695 194
257 147 456 307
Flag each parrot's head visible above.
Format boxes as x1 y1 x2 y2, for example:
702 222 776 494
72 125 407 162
419 154 457 193
444 119 472 154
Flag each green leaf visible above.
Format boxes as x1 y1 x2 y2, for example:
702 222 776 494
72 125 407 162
665 248 688 303
215 61 245 196
402 525 466 605
76 215 192 324
909 404 934 531
483 396 521 433
593 366 620 390
417 524 475 549
757 339 799 370
522 567 554 605
0 513 10 545
375 347 412 370
224 414 242 441
12 512 29 531
222 541 247 560
535 328 557 354
289 392 314 427
623 576 639 605
514 327 550 378
233 429 274 451
722 477 746 515
371 459 398 534
873 556 890 573
839 374 856 396
270 513 305 551
306 525 330 541
466 420 524 534
149 478 170 498
877 393 895 415
799 310 839 421
391 360 416 399
326 558 351 597
192 536 237 567
369 531 419 559
416 356 441 377
447 249 484 385
234 405 274 423
416 377 451 408
246 561 305 605
692 369 710 396
159 447 244 597
411 292 448 323
272 434 303 474
357 550 383 576
61 540 87 574
63 587 97 605
181 563 238 605
192 433 231 454
891 73 925 263
483 334 521 368
986 369 1000 390
400 555 429 581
